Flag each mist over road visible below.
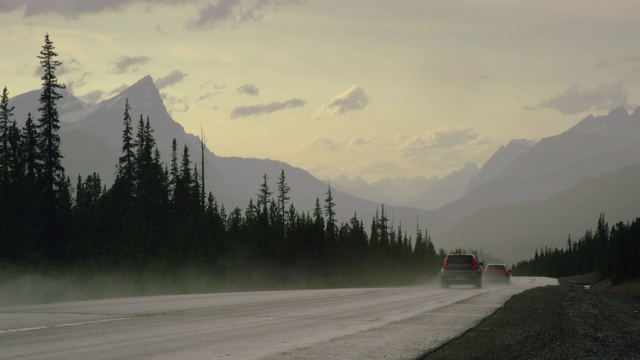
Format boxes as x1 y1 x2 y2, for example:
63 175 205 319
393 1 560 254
0 277 555 359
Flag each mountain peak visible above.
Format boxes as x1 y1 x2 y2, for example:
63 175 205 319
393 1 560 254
131 75 156 89
568 106 636 135
608 106 629 118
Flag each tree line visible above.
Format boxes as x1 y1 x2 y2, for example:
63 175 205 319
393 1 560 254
511 214 640 285
0 34 443 289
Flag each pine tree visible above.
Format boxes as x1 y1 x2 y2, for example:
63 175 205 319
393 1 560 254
277 169 290 225
0 86 15 182
114 99 137 212
36 33 66 210
22 113 39 184
324 182 336 240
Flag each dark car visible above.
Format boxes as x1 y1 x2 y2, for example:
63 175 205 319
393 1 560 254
440 254 483 288
483 264 511 285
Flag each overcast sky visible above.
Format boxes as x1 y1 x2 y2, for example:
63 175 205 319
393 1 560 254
2 0 640 181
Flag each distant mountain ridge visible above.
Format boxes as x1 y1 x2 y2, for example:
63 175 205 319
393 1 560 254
430 106 640 262
427 106 640 234
464 139 536 195
435 163 640 263
334 163 478 211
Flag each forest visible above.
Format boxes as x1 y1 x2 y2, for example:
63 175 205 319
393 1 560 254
511 214 640 285
0 35 443 293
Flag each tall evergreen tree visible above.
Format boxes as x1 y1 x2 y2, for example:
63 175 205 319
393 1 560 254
170 138 179 194
324 182 337 242
34 33 68 262
257 174 272 217
22 113 39 184
36 33 66 208
114 99 137 211
277 169 290 225
0 86 15 182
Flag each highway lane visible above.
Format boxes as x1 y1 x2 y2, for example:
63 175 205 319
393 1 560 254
0 277 556 359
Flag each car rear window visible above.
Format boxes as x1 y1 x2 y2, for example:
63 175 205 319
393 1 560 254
447 255 473 264
486 265 506 270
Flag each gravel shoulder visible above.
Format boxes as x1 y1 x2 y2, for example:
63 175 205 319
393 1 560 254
420 277 640 359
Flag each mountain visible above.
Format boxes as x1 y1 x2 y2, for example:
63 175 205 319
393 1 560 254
10 89 94 129
405 163 479 210
464 139 535 195
428 106 640 233
370 176 437 206
331 175 394 205
433 163 640 264
10 76 432 229
333 163 478 211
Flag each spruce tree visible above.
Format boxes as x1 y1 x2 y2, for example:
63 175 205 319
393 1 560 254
257 174 272 217
35 33 67 262
36 33 66 210
22 113 39 184
0 86 15 182
277 169 290 225
324 182 336 242
117 99 136 198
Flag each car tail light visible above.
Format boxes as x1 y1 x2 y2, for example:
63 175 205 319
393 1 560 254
500 270 509 275
443 256 449 269
471 256 478 270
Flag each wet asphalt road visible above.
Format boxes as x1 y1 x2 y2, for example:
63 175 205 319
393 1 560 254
0 277 556 359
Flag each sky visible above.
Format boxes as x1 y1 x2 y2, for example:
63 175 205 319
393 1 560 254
2 0 640 182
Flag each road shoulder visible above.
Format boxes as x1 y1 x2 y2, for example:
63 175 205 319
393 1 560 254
420 283 640 359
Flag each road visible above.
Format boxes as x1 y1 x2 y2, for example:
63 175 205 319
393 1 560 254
0 277 556 359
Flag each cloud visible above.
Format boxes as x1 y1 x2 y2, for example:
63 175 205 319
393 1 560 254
79 90 105 104
196 80 227 108
65 72 91 95
1 0 195 18
237 83 260 96
595 51 640 70
317 85 369 118
391 127 493 173
108 84 130 96
348 136 372 147
297 135 372 154
0 1 22 13
188 0 306 30
156 70 188 89
57 58 81 76
301 137 345 152
230 98 306 118
161 92 190 114
398 127 479 159
537 82 630 115
111 55 152 74
0 0 307 30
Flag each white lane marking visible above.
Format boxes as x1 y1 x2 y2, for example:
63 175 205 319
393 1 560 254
0 316 134 334
0 291 367 335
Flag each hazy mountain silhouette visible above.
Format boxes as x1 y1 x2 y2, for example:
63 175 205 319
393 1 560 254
332 175 395 205
333 163 478 211
464 139 536 195
434 163 640 263
429 106 640 233
404 163 479 210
